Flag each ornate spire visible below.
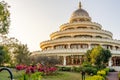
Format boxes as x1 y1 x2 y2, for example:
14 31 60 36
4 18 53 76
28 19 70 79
79 2 82 9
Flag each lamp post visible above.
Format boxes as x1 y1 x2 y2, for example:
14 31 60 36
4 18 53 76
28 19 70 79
81 70 85 80
0 67 14 80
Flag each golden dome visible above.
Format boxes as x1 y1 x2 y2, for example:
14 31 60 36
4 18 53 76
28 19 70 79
70 2 91 22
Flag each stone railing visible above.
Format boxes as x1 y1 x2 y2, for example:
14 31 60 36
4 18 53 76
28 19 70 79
40 38 120 47
110 50 120 55
50 29 112 39
40 48 120 55
41 48 87 54
60 22 102 30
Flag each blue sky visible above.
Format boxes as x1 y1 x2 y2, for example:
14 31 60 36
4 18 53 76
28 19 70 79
3 0 120 51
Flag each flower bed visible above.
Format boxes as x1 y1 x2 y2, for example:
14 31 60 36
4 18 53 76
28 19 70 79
15 64 57 80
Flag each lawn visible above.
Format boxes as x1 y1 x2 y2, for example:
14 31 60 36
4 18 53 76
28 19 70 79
0 68 84 80
42 71 82 80
0 68 24 80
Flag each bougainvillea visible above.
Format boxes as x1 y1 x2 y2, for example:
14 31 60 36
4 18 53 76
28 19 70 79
16 64 27 70
16 64 57 75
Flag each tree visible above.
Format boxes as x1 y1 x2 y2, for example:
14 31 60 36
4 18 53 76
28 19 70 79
14 44 31 65
85 46 111 68
0 1 10 34
0 45 10 66
34 56 60 67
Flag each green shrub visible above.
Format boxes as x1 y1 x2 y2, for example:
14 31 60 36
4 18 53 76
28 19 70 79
72 66 81 72
81 66 97 75
109 68 115 72
59 67 71 71
103 68 109 75
97 70 106 78
19 72 42 80
86 75 105 80
82 62 92 67
118 72 120 79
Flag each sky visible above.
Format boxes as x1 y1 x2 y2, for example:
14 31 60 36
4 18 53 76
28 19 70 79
3 0 120 51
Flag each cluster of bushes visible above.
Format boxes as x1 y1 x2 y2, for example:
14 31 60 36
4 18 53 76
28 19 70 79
86 75 105 80
58 66 97 75
85 68 110 80
16 64 57 80
58 64 112 80
16 64 57 75
58 66 71 71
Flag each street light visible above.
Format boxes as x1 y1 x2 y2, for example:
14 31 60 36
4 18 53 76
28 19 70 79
0 67 14 80
81 70 85 80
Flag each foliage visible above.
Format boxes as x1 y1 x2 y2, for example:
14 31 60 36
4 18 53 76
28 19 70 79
0 1 10 34
118 72 120 80
0 35 20 66
81 62 92 67
85 46 111 68
72 66 81 72
14 44 31 65
16 64 57 76
33 56 60 67
109 68 115 72
97 70 106 78
58 67 71 71
0 45 10 65
103 68 109 75
80 66 97 75
0 70 83 80
80 62 98 75
85 75 105 80
19 71 42 80
16 64 27 70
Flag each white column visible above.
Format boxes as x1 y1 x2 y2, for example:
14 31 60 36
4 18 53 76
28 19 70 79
63 56 66 66
108 58 112 67
68 44 71 49
88 44 91 49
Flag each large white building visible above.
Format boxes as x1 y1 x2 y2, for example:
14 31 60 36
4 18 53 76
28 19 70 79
32 3 120 69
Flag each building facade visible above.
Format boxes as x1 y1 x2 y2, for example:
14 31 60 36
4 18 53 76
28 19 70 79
32 3 120 69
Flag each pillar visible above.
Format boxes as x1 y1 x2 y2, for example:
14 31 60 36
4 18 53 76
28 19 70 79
88 44 91 49
63 56 66 66
108 58 112 67
68 44 71 49
71 56 74 65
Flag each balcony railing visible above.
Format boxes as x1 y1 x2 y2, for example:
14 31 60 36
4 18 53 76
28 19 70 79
40 48 120 55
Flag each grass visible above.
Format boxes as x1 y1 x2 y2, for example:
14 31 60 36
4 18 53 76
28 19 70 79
0 68 24 80
42 71 82 80
0 68 84 80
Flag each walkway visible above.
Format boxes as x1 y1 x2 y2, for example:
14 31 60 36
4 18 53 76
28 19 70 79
107 72 119 80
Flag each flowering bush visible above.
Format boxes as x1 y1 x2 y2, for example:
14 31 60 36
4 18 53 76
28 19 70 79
16 64 27 70
25 65 36 74
16 64 57 75
97 70 106 77
86 75 105 80
37 66 57 75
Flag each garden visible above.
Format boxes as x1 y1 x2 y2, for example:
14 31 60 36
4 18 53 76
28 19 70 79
0 1 120 80
0 45 116 80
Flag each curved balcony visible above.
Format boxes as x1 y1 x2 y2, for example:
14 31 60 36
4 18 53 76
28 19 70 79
60 22 102 31
50 29 113 40
40 38 120 48
39 48 120 56
40 48 87 56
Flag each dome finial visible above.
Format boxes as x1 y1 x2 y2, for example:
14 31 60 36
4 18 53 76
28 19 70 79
79 2 82 9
